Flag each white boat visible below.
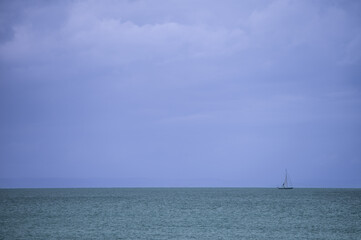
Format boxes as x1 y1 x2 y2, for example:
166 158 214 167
278 169 293 189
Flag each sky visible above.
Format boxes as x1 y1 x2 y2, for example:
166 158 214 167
0 0 360 188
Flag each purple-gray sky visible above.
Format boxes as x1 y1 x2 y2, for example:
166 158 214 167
1 0 360 188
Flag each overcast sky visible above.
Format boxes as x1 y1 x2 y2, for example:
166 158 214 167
1 0 360 188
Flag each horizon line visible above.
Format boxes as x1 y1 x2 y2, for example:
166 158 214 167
1 186 360 189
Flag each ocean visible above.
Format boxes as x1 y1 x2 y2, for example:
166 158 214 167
0 188 360 239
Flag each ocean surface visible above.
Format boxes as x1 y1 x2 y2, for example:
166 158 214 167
0 188 360 239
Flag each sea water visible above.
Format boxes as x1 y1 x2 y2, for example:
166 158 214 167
0 188 360 239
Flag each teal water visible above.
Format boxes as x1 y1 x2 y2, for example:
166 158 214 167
0 188 360 239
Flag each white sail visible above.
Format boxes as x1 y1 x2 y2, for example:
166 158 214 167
278 169 293 189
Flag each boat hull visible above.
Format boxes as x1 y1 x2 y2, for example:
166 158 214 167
277 187 293 189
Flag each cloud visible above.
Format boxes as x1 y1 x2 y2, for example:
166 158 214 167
0 2 248 70
2 0 360 71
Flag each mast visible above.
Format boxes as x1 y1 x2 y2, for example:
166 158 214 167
284 169 288 188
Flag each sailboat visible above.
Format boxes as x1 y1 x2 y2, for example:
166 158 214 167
278 169 293 189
